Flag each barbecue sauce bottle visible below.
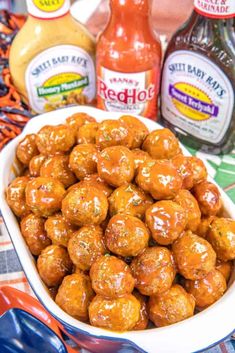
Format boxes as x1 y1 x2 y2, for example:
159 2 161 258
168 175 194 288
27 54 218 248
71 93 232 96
161 0 235 154
96 0 162 120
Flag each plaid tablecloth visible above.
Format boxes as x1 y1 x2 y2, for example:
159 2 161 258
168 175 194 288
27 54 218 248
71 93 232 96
0 145 235 353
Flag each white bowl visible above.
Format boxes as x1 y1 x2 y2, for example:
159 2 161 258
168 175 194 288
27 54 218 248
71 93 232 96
0 106 235 353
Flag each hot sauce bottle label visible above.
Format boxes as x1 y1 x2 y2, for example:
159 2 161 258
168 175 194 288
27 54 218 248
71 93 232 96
161 50 234 143
194 0 235 19
25 45 96 113
26 0 70 19
97 66 159 119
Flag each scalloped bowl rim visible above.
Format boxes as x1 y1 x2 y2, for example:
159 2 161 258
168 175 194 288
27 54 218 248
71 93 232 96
0 106 235 353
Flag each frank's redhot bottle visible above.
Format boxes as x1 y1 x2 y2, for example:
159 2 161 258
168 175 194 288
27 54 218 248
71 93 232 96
96 0 162 120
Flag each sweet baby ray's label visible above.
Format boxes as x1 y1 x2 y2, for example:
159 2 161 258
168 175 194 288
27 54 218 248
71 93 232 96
97 66 159 119
161 50 234 144
25 45 95 113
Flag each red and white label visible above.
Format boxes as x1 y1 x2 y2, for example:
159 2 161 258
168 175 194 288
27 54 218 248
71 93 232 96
96 66 159 119
194 0 235 19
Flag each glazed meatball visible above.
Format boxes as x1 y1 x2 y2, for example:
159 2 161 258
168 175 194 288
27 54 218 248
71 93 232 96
56 273 94 322
136 160 182 200
77 122 99 144
97 146 135 187
207 218 235 261
69 144 98 180
62 186 108 226
96 119 133 150
119 115 149 149
35 124 75 156
29 155 46 177
193 181 222 216
131 148 152 174
89 294 140 331
68 226 106 270
6 176 30 218
66 112 96 134
216 260 232 282
108 183 153 219
130 247 175 296
172 154 194 190
187 156 207 186
196 216 215 238
145 200 187 245
74 174 113 197
25 177 66 217
40 155 76 188
45 213 77 247
90 255 135 298
16 134 39 165
174 190 201 232
172 231 216 280
150 160 182 200
132 291 149 330
105 214 150 257
185 269 227 309
149 284 195 327
142 128 181 159
37 245 72 287
135 159 157 193
66 181 84 193
20 213 51 255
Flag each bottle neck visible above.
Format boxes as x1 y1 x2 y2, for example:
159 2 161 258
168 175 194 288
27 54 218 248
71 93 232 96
194 0 235 19
110 0 150 18
26 0 70 19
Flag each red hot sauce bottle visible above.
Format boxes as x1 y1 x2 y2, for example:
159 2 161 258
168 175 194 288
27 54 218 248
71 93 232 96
96 0 162 120
161 0 235 154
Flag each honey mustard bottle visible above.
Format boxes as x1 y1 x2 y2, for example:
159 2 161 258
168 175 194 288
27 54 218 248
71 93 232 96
161 0 235 154
9 0 96 113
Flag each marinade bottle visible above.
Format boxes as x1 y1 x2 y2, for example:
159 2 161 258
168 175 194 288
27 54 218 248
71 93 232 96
161 0 235 154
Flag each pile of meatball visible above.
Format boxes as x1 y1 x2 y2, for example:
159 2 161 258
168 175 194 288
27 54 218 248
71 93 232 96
6 112 235 332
